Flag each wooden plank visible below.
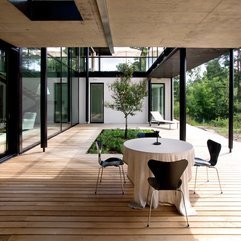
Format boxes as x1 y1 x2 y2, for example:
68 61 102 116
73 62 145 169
0 124 240 240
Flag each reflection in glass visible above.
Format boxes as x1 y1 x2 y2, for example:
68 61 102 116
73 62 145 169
151 83 165 116
22 48 41 150
47 47 71 136
47 47 61 137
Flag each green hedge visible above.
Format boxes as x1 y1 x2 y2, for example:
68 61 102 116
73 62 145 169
88 128 155 154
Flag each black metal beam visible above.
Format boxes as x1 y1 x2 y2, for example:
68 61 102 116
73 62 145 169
7 46 21 155
170 77 173 120
40 48 47 152
229 49 234 153
148 79 151 123
179 48 186 141
85 48 89 123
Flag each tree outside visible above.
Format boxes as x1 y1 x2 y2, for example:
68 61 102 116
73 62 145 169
105 63 147 139
174 48 241 140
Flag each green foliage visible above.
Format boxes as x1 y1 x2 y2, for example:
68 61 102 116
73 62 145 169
186 59 229 122
105 63 147 138
88 129 155 154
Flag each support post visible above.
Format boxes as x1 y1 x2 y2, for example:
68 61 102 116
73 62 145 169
40 48 47 152
170 77 173 120
148 79 151 123
179 48 186 141
229 49 234 153
85 47 89 123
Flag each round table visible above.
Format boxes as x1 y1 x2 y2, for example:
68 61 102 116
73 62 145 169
123 137 196 216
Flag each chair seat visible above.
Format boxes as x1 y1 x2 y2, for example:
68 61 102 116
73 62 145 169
194 157 211 167
148 177 182 190
100 157 124 167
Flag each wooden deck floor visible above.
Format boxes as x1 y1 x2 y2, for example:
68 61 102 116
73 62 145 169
0 124 241 241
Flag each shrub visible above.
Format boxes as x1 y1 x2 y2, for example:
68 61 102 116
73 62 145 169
88 128 155 154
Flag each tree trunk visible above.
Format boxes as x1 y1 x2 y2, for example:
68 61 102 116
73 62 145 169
124 115 128 139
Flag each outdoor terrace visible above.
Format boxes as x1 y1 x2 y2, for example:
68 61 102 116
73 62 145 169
0 123 240 241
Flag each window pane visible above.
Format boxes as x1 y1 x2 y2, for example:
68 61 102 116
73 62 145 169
22 48 41 150
151 83 165 116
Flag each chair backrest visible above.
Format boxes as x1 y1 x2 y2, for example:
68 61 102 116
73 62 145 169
150 111 164 121
96 140 102 164
137 132 159 138
148 159 188 190
207 139 221 166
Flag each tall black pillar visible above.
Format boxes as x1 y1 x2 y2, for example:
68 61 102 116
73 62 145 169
7 46 21 155
170 77 173 120
40 48 47 152
148 78 151 123
229 49 234 153
179 48 186 141
85 48 89 123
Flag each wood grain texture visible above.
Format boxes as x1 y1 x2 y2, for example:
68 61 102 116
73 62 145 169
0 124 241 241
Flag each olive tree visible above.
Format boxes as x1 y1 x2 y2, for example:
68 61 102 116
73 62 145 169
105 63 147 139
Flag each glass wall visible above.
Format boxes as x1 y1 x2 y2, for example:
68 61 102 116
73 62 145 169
22 48 41 150
88 47 164 72
47 47 62 137
70 48 80 125
151 83 165 116
47 47 74 136
0 49 7 155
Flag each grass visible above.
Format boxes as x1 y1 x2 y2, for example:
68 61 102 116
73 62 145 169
87 128 155 154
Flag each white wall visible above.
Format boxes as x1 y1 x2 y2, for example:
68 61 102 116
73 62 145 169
79 77 172 124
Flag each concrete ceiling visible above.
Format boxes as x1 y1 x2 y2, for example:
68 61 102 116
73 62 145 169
150 48 229 78
0 0 241 48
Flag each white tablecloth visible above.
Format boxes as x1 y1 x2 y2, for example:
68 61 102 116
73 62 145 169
123 137 196 216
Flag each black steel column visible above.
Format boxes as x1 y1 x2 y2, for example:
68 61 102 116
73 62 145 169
170 77 173 120
229 49 234 153
40 48 47 152
148 79 151 123
85 48 89 123
7 46 21 155
179 48 186 141
67 48 72 124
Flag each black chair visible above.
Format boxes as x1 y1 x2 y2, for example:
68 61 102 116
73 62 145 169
194 139 222 194
147 159 189 227
95 140 126 194
137 131 159 138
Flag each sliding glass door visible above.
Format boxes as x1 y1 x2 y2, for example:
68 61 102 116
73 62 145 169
151 83 165 116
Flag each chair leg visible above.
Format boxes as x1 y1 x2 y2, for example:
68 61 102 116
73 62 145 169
213 167 223 194
179 190 189 227
95 167 102 194
118 166 124 195
100 167 104 182
147 190 154 227
121 165 126 183
194 166 198 194
206 167 209 182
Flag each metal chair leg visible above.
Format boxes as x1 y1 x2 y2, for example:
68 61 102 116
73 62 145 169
194 166 198 194
95 167 102 194
147 190 154 227
118 166 124 194
206 166 209 182
121 165 126 183
179 190 189 227
213 167 223 194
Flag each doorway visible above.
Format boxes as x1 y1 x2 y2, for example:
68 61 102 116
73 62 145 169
90 83 104 123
